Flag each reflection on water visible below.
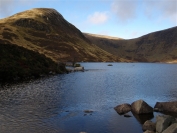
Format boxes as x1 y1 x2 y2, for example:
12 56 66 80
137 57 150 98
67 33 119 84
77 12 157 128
0 63 177 133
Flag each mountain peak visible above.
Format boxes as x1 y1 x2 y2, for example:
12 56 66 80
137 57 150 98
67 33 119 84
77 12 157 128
10 8 63 19
0 8 118 62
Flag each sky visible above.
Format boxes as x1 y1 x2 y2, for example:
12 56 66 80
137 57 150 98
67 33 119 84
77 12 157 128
0 0 177 39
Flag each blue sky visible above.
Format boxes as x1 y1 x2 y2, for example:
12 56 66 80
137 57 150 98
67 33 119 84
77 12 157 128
0 0 176 39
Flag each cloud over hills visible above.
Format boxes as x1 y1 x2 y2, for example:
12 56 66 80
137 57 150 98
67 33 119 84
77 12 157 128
87 11 109 25
111 0 177 24
111 0 138 23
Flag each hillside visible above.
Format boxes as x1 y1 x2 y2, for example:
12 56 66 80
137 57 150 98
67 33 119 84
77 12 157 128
0 43 66 83
0 8 120 62
84 26 177 63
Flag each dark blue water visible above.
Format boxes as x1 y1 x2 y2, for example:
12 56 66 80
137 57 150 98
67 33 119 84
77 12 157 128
0 63 177 133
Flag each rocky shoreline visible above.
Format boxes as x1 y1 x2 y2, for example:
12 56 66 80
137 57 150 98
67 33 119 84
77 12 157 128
114 100 177 133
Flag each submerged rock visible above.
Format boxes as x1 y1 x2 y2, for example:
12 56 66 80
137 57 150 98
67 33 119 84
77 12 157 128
84 110 93 113
131 99 153 114
114 103 131 115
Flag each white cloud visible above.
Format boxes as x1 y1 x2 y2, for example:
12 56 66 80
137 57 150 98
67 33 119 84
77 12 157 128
0 0 39 18
87 11 108 24
111 0 138 23
144 0 177 24
111 0 177 25
0 0 16 18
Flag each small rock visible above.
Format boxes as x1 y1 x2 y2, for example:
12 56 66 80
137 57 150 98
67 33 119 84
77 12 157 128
156 115 175 133
124 113 132 117
131 99 153 114
162 123 177 133
84 110 93 113
154 108 160 112
114 103 131 114
142 120 156 131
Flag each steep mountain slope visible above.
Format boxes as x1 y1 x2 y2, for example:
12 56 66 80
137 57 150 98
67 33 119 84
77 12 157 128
84 26 177 63
0 8 119 62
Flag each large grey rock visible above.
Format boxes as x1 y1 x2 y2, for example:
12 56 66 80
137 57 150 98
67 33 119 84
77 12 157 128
156 115 175 133
114 103 131 114
143 130 155 133
154 101 177 113
162 123 177 133
142 120 156 131
131 99 153 114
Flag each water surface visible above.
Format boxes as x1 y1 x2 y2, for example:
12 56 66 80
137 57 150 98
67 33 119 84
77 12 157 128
0 63 177 133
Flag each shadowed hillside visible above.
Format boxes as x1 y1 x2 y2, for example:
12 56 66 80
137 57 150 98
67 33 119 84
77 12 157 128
84 26 177 63
0 8 120 62
0 43 66 83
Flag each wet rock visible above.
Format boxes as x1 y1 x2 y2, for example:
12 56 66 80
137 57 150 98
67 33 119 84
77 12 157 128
156 115 175 133
162 123 177 133
142 120 156 131
143 130 155 133
131 99 153 114
114 103 131 114
154 101 177 113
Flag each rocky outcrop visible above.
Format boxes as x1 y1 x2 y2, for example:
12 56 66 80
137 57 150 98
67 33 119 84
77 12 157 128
142 120 156 131
162 123 177 133
154 101 177 113
114 103 131 114
143 115 177 133
131 100 153 114
15 18 50 33
156 115 176 133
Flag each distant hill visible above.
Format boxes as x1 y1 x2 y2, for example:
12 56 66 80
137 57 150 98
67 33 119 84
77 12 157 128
0 7 176 69
0 8 120 62
84 27 177 63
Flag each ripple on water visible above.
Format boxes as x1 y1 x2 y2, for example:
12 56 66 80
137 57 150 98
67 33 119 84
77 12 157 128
0 63 177 133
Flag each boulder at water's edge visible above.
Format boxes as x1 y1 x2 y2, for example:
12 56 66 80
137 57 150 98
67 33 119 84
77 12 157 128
131 99 153 114
154 101 177 113
114 103 131 114
156 115 175 133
